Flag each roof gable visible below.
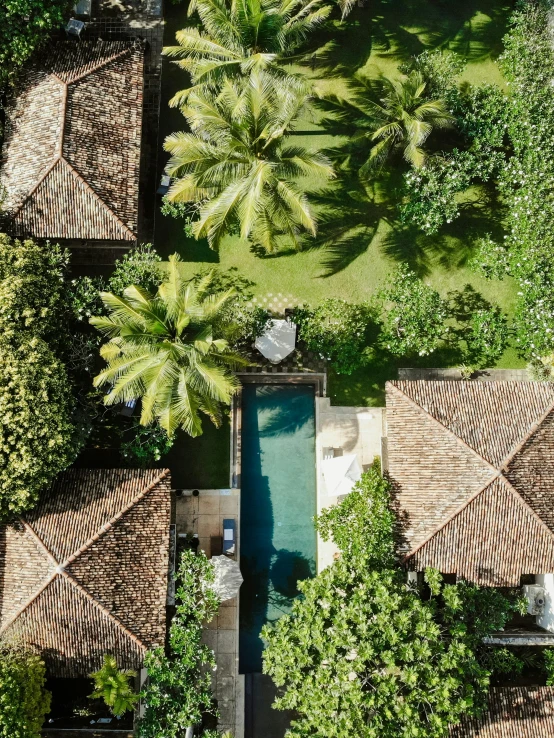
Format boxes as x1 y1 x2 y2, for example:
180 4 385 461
386 381 554 585
0 41 143 242
0 469 171 677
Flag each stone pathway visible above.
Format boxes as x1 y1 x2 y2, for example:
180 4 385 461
175 491 241 736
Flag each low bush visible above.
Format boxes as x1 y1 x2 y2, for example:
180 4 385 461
0 642 51 738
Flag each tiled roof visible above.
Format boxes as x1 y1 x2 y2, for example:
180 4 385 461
0 41 143 242
0 469 171 677
450 687 554 737
386 381 554 585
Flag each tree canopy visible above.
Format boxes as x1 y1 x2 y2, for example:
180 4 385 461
91 254 247 438
0 643 51 738
262 463 523 738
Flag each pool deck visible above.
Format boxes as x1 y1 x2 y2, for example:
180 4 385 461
175 490 243 737
316 398 385 570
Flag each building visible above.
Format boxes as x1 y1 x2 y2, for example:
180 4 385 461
0 468 171 677
0 40 144 263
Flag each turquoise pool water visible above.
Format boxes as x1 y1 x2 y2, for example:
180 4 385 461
239 383 317 674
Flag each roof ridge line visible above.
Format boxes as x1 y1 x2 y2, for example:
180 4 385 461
65 46 133 86
500 475 554 543
0 569 58 637
20 520 59 567
59 569 147 651
402 473 501 563
61 469 170 568
11 156 61 217
388 383 499 474
60 157 136 239
499 398 554 471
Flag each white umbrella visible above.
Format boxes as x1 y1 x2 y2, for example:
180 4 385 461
255 319 297 363
211 555 244 601
322 454 362 498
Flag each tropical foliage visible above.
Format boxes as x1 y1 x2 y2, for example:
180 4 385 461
377 264 448 357
163 0 331 104
263 465 525 738
165 72 333 252
138 551 220 738
91 254 246 438
90 655 138 717
292 298 373 374
0 642 51 738
351 72 454 174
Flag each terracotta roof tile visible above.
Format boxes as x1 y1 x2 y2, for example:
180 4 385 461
386 381 554 584
450 687 554 737
0 468 171 677
0 40 143 241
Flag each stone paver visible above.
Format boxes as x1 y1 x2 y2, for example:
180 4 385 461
175 490 240 735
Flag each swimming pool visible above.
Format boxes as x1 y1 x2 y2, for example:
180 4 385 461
239 383 317 674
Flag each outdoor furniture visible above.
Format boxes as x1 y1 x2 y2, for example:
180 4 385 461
223 518 236 556
157 174 171 195
119 398 137 417
74 0 92 15
322 454 362 498
254 318 296 364
65 18 85 39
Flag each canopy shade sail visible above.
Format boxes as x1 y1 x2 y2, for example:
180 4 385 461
255 319 297 363
322 454 362 498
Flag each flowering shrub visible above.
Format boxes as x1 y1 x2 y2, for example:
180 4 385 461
377 264 448 356
0 643 51 738
108 243 164 296
464 306 509 367
469 235 511 280
120 423 174 465
399 49 465 99
0 338 78 518
292 299 373 374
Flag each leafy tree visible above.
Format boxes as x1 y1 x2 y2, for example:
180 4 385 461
90 655 137 717
164 73 333 252
138 551 220 738
0 235 69 342
0 338 78 517
377 264 448 357
91 254 246 438
262 467 523 738
163 0 331 104
0 0 69 91
0 643 51 738
292 299 374 375
351 72 454 174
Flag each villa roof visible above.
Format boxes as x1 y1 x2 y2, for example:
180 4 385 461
0 468 171 677
0 40 144 242
450 687 554 737
386 380 554 585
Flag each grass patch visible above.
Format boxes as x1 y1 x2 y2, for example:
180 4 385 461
155 0 519 406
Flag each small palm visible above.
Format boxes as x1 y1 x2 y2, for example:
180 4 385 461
91 256 247 437
164 72 333 252
90 655 137 718
352 72 455 173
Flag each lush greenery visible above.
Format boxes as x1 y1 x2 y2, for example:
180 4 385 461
292 299 373 374
0 643 51 738
0 0 68 92
0 236 81 518
90 655 137 718
91 254 247 438
263 462 524 738
138 550 220 738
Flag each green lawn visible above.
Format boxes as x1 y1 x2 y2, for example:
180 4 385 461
155 0 522 406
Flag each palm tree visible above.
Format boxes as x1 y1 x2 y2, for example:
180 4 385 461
164 72 334 252
90 256 247 438
342 72 455 174
163 0 333 105
90 655 137 718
